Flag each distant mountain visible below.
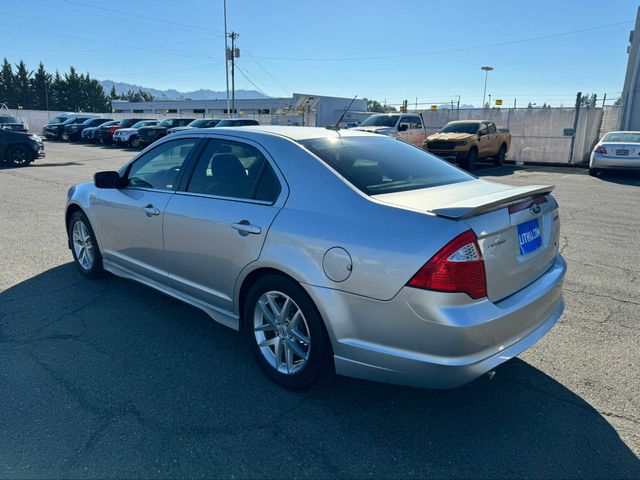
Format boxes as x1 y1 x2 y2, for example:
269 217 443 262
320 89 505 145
100 80 270 101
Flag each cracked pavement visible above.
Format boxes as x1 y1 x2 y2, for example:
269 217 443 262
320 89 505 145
0 143 639 478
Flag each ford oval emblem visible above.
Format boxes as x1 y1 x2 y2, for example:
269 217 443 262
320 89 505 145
530 203 542 215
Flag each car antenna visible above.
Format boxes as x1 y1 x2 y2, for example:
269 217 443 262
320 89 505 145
326 95 357 131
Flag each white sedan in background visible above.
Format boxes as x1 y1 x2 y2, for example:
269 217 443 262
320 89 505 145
590 131 640 176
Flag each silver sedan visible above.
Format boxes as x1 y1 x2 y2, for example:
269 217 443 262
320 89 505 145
590 131 640 176
65 126 566 389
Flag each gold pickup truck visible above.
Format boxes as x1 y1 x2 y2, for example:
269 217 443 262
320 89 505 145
423 120 511 170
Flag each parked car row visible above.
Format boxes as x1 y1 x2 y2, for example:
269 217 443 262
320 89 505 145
43 113 260 149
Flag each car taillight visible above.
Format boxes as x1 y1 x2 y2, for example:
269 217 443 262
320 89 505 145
594 146 607 154
109 126 118 134
407 230 487 299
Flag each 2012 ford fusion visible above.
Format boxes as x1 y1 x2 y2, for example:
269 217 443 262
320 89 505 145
65 126 566 389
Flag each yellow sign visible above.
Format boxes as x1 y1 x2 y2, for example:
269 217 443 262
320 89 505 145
495 99 503 105
431 105 438 110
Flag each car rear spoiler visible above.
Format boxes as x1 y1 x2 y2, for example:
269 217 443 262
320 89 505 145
429 184 554 219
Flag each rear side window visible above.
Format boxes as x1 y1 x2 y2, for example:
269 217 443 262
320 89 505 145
299 136 473 195
186 139 280 202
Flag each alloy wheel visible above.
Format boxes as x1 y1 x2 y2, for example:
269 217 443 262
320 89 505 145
253 291 311 375
72 220 95 271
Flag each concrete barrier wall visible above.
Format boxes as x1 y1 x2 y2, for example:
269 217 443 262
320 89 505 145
417 106 622 165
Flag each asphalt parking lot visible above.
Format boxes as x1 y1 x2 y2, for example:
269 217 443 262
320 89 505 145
1 141 639 479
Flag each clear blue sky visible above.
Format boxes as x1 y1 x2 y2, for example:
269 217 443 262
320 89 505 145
3 0 639 107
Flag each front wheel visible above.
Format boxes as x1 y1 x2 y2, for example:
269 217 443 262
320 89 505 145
6 144 33 167
244 275 331 389
68 211 105 279
129 136 141 148
494 144 506 166
463 147 478 171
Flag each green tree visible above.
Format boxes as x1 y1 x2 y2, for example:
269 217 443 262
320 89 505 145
63 66 83 111
0 58 16 107
14 60 33 109
83 75 109 112
109 85 118 99
30 62 51 110
50 70 66 110
367 99 397 113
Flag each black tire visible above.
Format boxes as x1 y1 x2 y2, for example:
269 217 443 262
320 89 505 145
68 211 106 279
494 144 506 166
129 136 141 148
6 144 33 167
463 147 478 171
243 274 331 390
589 168 600 177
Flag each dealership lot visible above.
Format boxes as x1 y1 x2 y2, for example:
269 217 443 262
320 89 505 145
1 141 639 478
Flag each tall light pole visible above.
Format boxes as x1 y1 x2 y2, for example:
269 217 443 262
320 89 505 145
481 66 494 108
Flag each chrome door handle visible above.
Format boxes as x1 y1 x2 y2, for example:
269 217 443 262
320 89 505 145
142 204 160 217
232 220 261 235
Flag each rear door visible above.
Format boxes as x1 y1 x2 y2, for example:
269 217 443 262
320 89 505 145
163 136 286 312
94 138 200 283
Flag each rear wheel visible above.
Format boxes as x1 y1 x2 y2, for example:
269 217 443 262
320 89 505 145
589 168 600 177
244 275 331 390
463 147 478 171
6 144 33 167
68 211 105 279
494 144 506 166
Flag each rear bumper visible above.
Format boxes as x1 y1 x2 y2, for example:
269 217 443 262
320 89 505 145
304 254 566 389
591 153 640 170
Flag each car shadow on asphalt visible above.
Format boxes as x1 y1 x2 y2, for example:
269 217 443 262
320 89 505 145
1 263 639 478
594 171 640 186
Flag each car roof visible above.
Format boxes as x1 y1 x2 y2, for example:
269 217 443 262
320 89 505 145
174 125 381 142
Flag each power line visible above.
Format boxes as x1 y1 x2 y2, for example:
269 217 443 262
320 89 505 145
36 0 226 36
0 14 215 62
246 51 289 97
235 64 272 98
253 20 633 61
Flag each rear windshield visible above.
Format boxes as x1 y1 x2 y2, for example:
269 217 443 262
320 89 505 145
440 122 479 134
299 136 473 195
602 132 640 143
0 116 19 123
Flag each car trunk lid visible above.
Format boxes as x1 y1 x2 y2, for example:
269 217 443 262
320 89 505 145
374 179 560 302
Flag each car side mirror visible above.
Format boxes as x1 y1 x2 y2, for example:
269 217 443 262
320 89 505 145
398 124 408 132
94 171 121 189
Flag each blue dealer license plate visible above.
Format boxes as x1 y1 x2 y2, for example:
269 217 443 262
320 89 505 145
517 219 542 255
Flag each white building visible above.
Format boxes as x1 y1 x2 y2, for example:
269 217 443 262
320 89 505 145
111 93 368 127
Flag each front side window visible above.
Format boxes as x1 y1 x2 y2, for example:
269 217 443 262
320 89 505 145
186 139 280 202
127 139 198 191
299 136 473 195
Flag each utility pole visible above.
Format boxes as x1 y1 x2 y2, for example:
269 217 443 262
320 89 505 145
514 98 517 109
415 97 418 112
223 0 230 117
227 31 239 116
602 93 607 108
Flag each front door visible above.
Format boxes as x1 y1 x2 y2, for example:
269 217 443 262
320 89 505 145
163 137 285 312
94 138 200 283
